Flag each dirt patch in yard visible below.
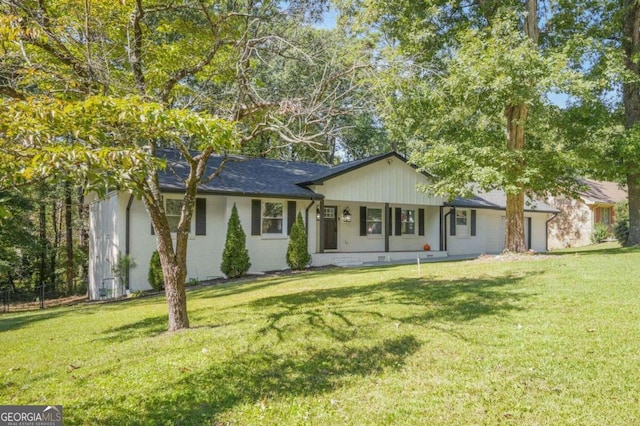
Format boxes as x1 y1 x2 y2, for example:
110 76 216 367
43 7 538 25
472 252 553 263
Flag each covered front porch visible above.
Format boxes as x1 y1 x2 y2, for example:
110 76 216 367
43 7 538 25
312 250 447 267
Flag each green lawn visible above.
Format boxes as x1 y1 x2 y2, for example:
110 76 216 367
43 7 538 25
2 244 640 425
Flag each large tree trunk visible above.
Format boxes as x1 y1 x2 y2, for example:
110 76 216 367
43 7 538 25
504 104 528 253
153 220 190 331
622 1 640 245
142 151 207 331
628 173 640 245
502 0 538 253
147 202 190 331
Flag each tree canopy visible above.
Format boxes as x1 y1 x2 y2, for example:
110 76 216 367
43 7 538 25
343 0 588 251
0 0 368 330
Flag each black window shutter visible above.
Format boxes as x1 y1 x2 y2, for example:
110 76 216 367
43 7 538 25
387 207 392 236
527 217 532 250
195 198 206 235
418 209 425 236
360 206 367 236
450 209 456 236
395 207 402 236
251 199 261 236
287 201 296 235
470 209 476 236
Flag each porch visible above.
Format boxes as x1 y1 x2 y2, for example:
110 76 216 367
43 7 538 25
312 250 448 267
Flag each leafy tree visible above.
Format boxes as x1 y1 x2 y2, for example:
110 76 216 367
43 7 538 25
220 204 251 279
0 0 359 330
237 25 376 164
548 1 640 246
344 0 582 252
286 212 311 270
0 190 38 297
147 251 164 291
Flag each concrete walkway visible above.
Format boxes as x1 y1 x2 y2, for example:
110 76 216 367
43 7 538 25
358 253 482 267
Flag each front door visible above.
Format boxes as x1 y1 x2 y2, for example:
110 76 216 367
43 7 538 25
323 206 338 250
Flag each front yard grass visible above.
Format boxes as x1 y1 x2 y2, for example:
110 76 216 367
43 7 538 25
2 243 640 425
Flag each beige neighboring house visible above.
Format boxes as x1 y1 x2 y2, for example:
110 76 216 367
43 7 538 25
547 179 627 249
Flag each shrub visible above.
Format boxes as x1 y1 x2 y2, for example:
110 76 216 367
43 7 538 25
286 212 311 270
147 251 164 291
591 223 610 244
614 201 629 245
220 203 251 278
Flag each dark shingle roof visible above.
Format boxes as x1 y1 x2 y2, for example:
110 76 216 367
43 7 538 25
446 189 559 213
157 149 328 199
156 149 557 214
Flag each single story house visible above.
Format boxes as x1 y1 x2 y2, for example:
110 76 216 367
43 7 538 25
88 149 558 299
547 179 627 249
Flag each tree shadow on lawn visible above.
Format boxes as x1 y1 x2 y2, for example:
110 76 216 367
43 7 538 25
97 315 170 343
251 272 538 342
76 334 421 425
190 266 399 300
75 273 535 423
0 307 97 333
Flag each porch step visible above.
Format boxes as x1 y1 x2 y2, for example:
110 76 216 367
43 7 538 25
313 251 448 268
335 261 365 267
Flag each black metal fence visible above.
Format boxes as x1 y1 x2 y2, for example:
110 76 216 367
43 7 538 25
1 283 69 312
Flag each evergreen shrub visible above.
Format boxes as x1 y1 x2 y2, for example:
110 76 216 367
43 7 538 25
220 203 251 278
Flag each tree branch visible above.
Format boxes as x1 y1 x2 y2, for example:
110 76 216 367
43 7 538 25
129 0 146 95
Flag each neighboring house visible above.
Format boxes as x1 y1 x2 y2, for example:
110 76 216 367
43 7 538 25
88 149 558 299
547 179 627 249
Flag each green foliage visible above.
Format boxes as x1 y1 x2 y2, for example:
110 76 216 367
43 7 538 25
112 252 136 288
286 212 311 270
0 0 368 330
220 204 251 279
147 251 164 291
614 201 630 246
400 17 581 198
591 223 611 244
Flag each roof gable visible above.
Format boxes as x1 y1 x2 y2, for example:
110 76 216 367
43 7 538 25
297 151 425 186
579 179 627 205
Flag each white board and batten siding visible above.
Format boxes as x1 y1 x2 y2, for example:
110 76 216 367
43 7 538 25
311 157 444 206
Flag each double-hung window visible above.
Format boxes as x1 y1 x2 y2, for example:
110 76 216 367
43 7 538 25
367 208 382 235
262 202 283 234
401 209 415 235
456 210 468 226
599 207 611 225
165 199 184 233
455 209 469 236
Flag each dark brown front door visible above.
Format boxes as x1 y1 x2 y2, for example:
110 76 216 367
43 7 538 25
323 206 338 250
